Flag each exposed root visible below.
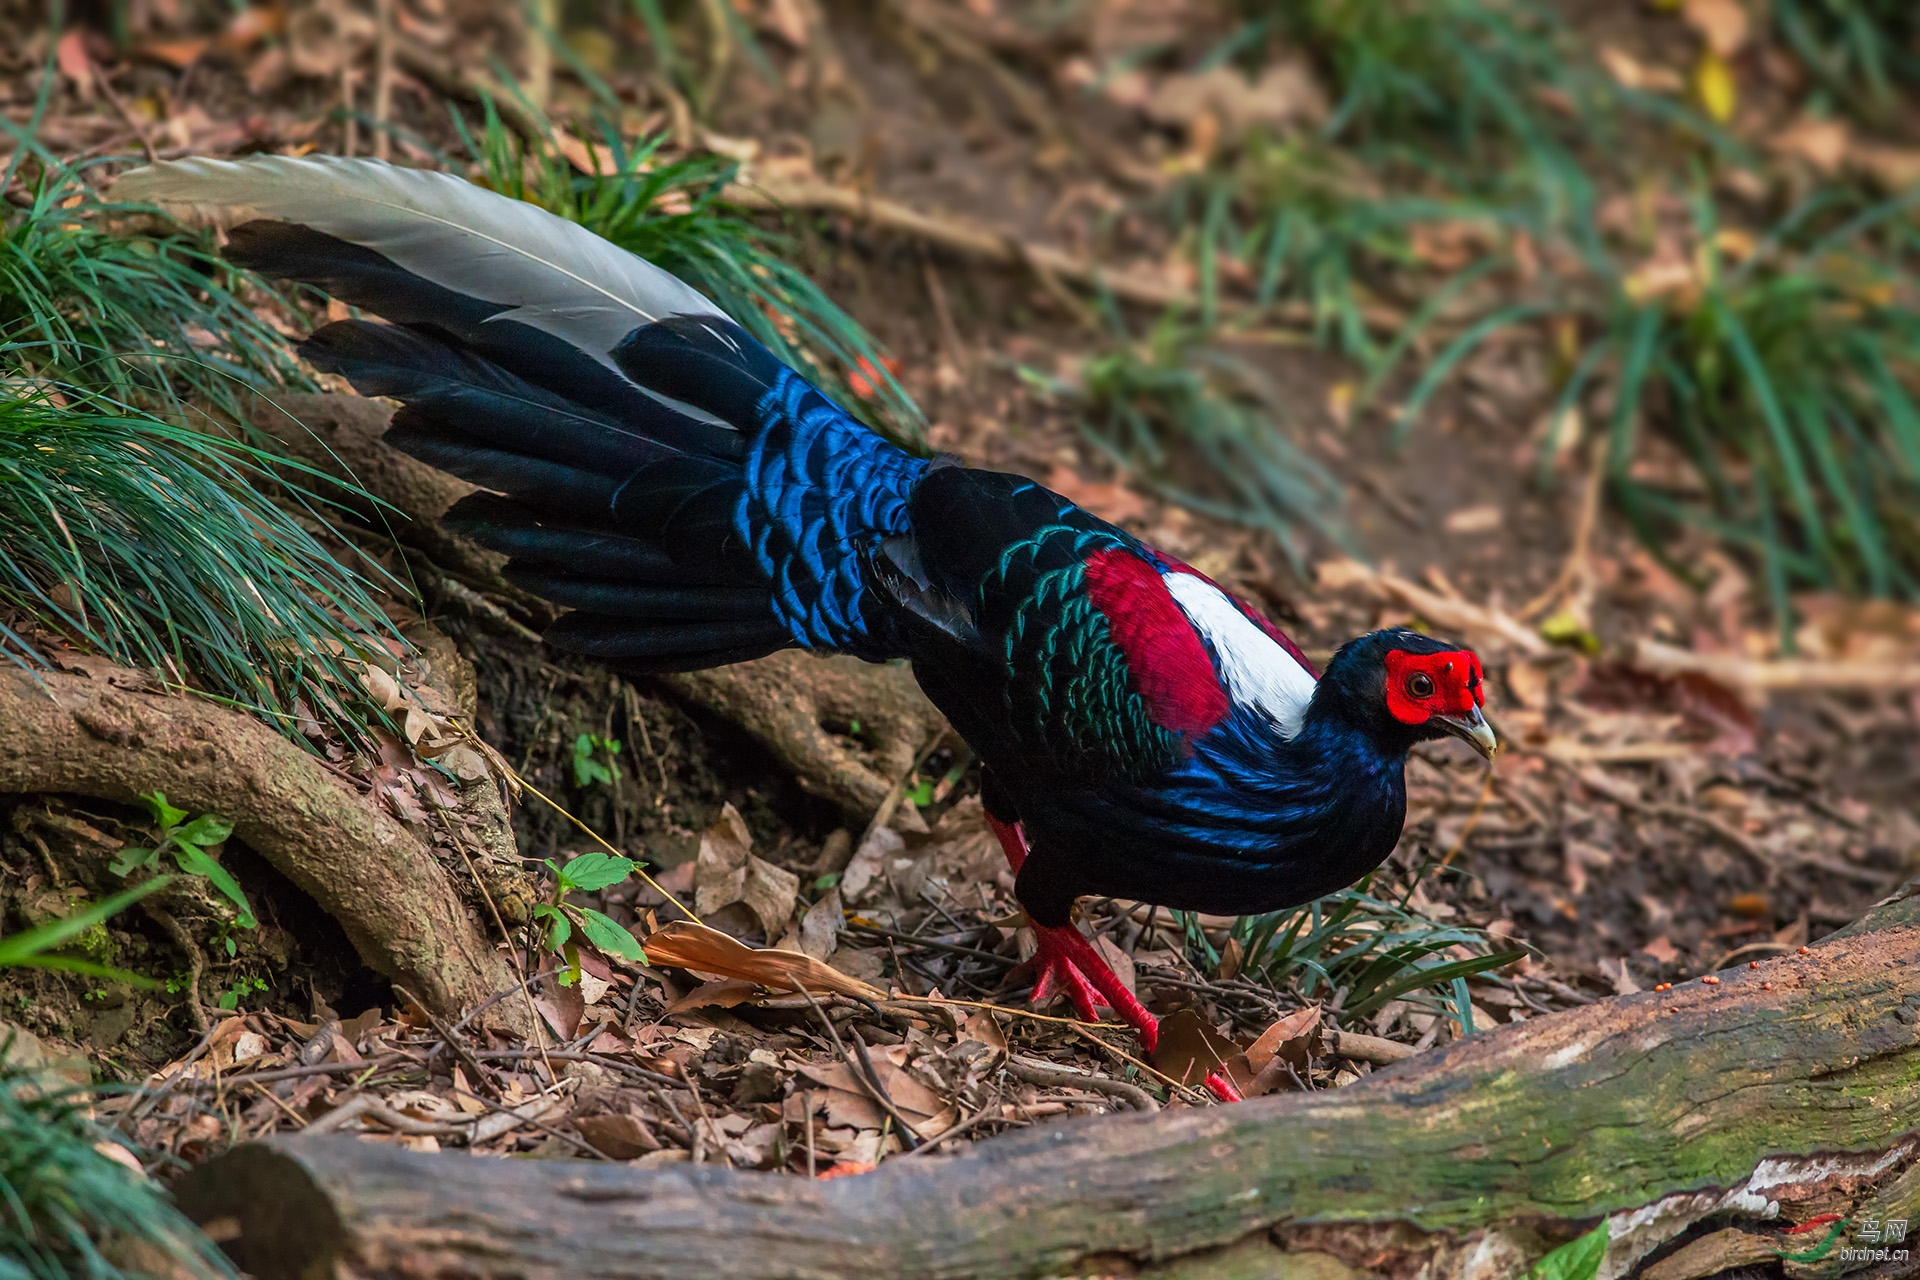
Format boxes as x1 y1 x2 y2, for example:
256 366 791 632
662 653 944 818
140 901 210 1036
0 667 525 1030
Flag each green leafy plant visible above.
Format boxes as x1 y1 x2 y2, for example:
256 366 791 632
1211 874 1523 1026
534 853 648 984
214 976 269 1011
109 793 254 940
1527 1223 1607 1280
461 109 921 441
572 733 624 789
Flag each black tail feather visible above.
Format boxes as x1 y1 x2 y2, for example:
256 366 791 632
502 571 770 621
383 419 622 514
304 321 668 476
610 317 786 427
442 494 715 584
543 613 792 660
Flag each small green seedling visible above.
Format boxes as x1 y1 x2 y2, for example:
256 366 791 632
110 792 255 930
534 852 648 985
216 976 269 1011
572 733 623 788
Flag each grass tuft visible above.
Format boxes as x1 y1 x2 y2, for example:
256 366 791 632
1030 318 1348 569
0 1067 236 1279
2 147 312 422
0 142 401 741
0 379 394 736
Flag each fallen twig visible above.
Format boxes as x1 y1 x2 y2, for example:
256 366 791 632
1629 638 1920 693
1321 1028 1417 1066
1004 1055 1159 1113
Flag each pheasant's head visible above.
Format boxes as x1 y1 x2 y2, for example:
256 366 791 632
1317 629 1495 760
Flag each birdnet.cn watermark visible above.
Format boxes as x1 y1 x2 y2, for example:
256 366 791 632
1782 1216 1913 1266
1775 1215 1912 1266
1839 1217 1911 1265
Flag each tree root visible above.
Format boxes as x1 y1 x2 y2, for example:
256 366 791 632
250 393 947 819
661 653 943 817
0 667 524 1030
172 881 1920 1279
140 901 209 1036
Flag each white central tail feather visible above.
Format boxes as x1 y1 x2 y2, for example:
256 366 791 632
115 154 723 375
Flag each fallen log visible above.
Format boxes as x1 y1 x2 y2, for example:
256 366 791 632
176 882 1920 1280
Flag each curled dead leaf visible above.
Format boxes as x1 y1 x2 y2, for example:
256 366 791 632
640 920 884 1001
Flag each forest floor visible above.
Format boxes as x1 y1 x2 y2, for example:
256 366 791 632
0 0 1916 1189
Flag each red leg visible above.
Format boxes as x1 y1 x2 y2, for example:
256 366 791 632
985 810 1162 1052
984 809 1030 874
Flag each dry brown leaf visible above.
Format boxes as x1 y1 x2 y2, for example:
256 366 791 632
695 804 753 884
840 826 902 903
1044 466 1147 526
1850 142 1920 193
759 0 810 47
665 978 762 1015
1598 45 1684 93
1770 116 1850 173
1443 504 1504 535
551 129 612 175
640 921 885 1000
1246 1006 1321 1074
1640 935 1681 965
449 1065 486 1114
742 855 800 939
140 37 211 69
534 982 585 1039
1150 1008 1241 1088
574 1112 662 1158
1682 0 1748 57
1505 661 1550 710
1144 61 1327 137
794 888 843 961
960 1009 1009 1052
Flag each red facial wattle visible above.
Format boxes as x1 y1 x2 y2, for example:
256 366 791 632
1383 648 1484 726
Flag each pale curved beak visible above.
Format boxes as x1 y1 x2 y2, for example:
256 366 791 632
1436 705 1498 760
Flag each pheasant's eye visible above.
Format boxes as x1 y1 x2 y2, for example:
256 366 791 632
1406 672 1434 698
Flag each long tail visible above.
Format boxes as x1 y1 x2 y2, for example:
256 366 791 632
116 155 925 669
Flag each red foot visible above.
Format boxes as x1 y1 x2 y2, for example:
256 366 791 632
1202 1070 1244 1103
1027 923 1160 1052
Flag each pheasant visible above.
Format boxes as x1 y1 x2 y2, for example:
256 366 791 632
119 157 1495 1080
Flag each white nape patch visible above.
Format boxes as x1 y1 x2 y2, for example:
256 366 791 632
1162 572 1317 739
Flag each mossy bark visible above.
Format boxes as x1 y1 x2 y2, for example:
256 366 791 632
175 885 1920 1280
